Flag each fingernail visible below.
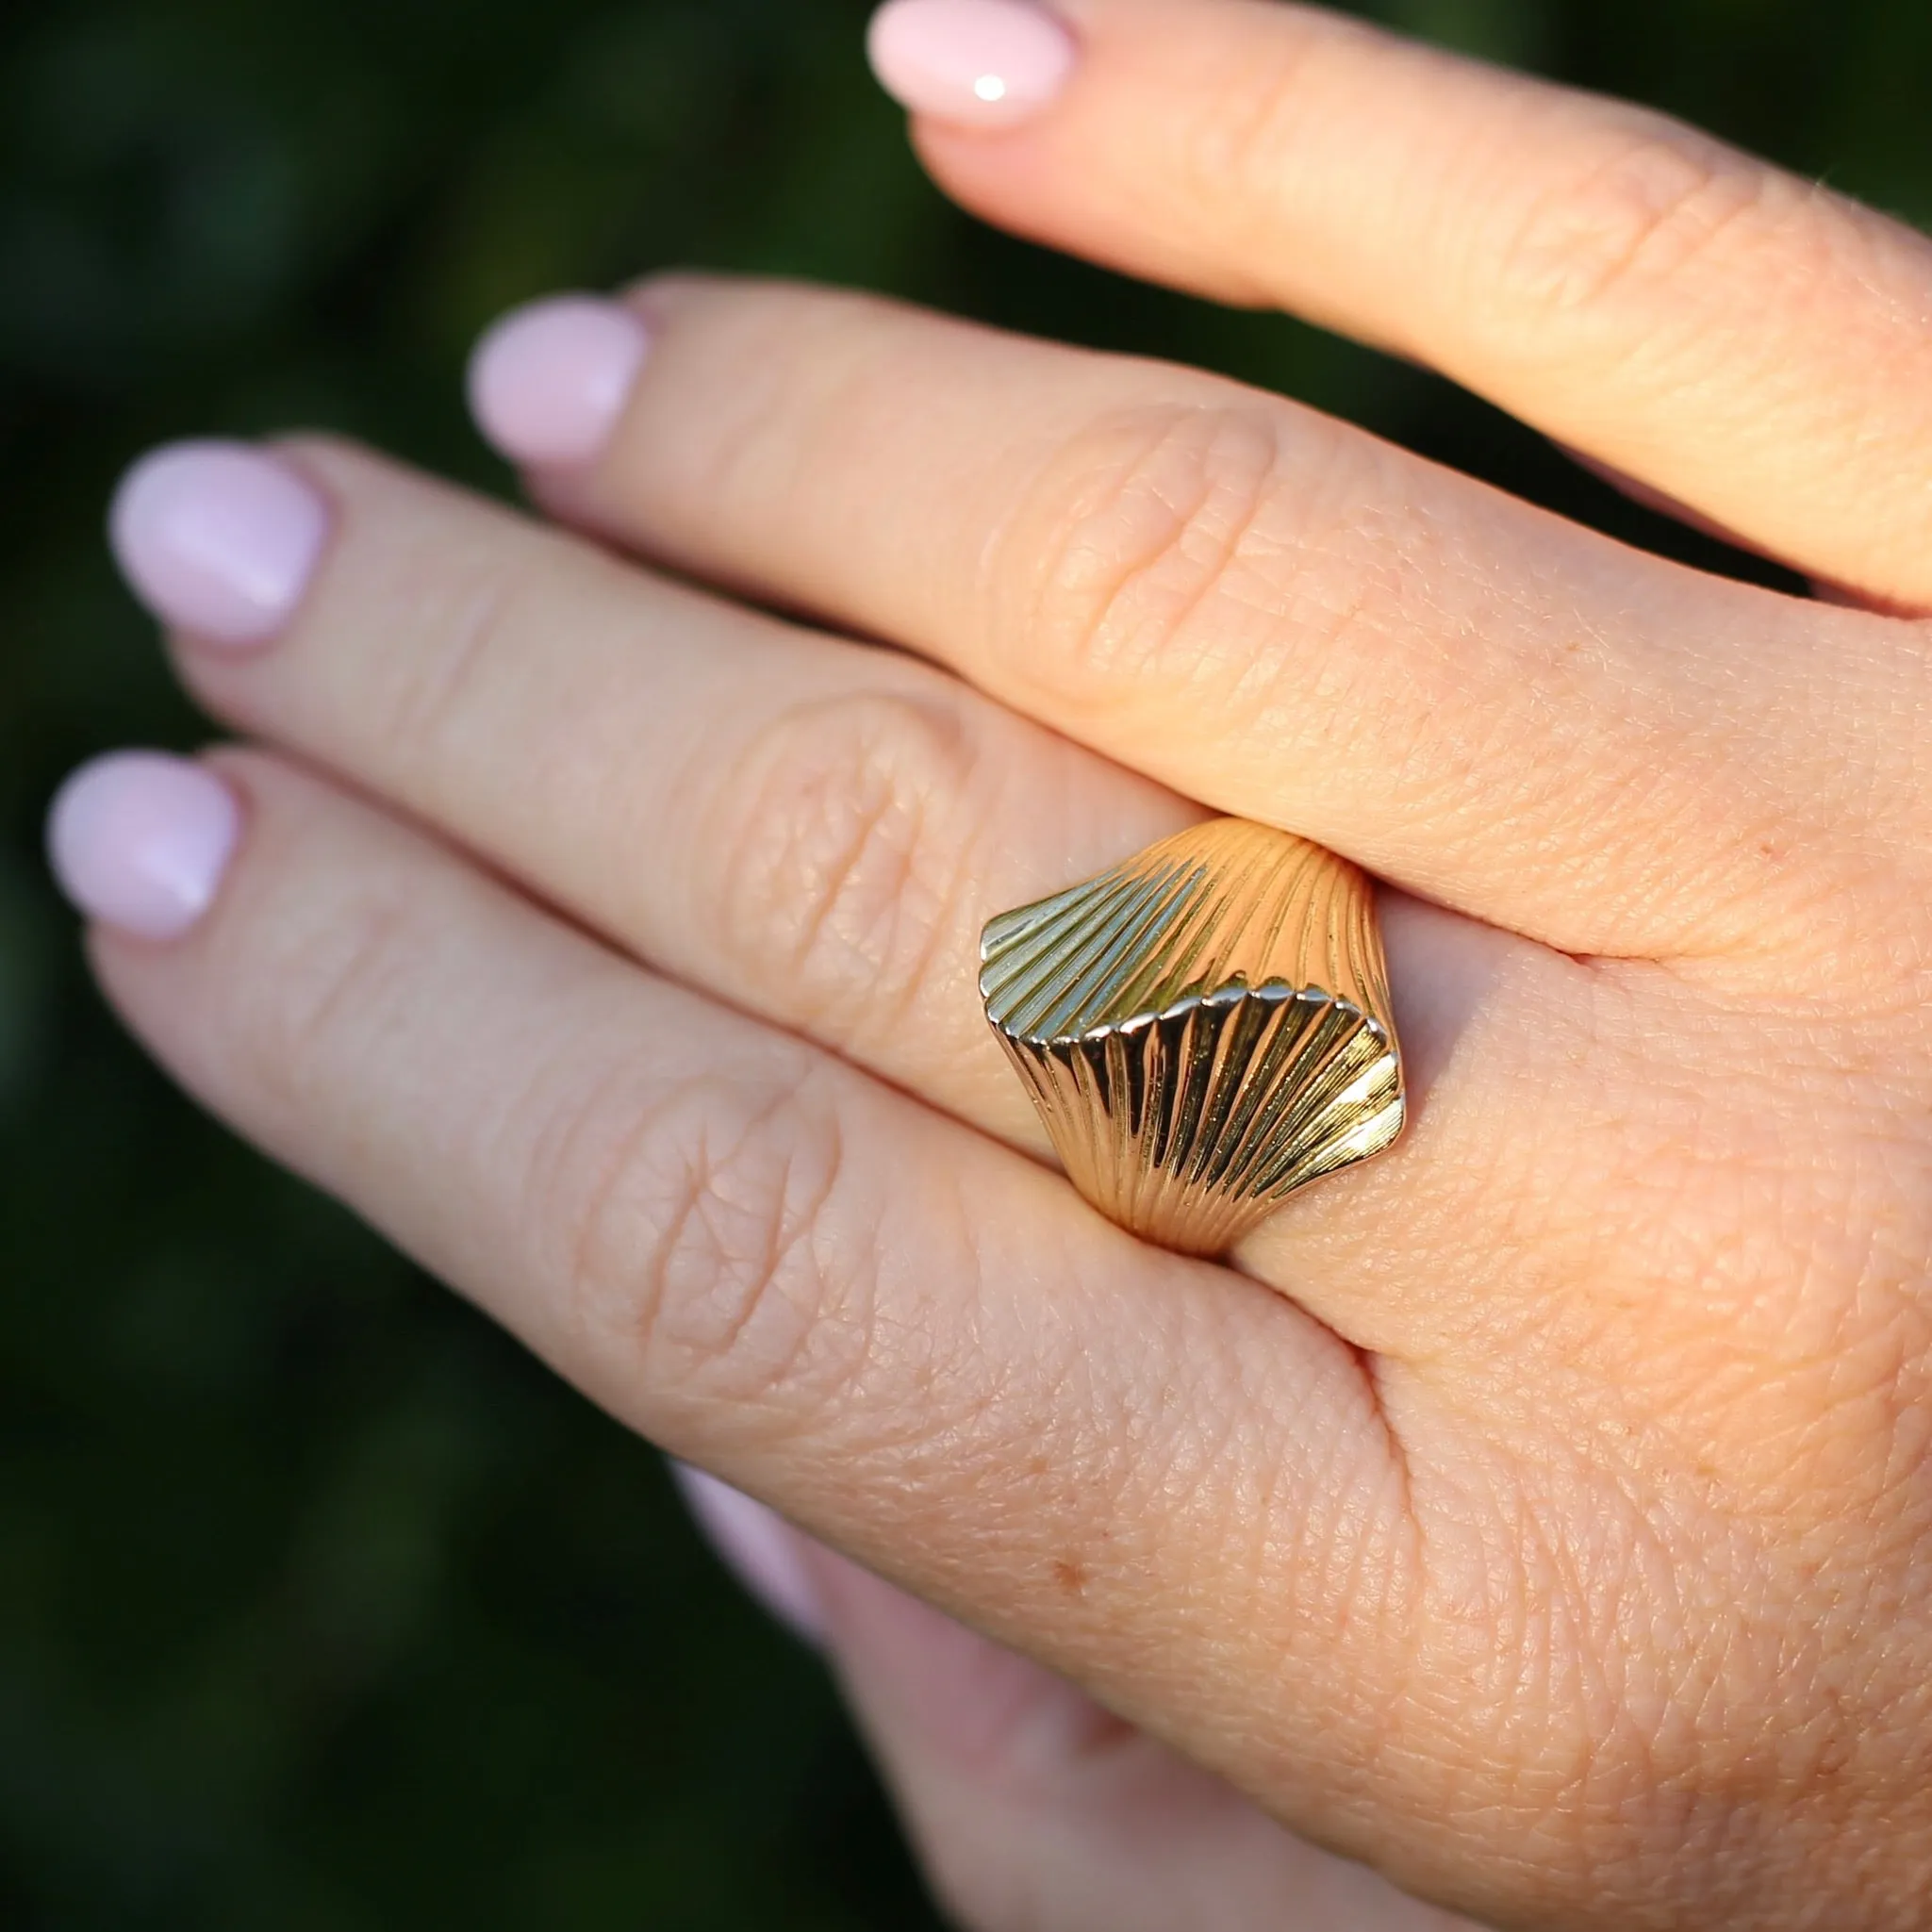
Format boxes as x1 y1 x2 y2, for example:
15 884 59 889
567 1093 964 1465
47 752 242 942
109 441 330 649
669 1462 824 1645
467 295 651 469
867 0 1076 126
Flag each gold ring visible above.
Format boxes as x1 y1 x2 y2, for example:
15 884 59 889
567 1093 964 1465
980 819 1404 1256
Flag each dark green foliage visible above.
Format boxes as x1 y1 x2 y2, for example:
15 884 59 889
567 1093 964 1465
0 0 1924 1924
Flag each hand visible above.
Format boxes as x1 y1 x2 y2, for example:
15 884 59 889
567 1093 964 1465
47 0 1932 1924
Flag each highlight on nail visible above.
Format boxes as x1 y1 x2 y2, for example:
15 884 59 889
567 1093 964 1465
46 751 243 943
466 294 652 469
867 0 1078 128
108 441 330 649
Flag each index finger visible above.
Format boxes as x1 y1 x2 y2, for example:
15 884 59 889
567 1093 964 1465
881 0 1932 609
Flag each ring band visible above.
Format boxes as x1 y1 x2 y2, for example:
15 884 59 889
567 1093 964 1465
980 819 1404 1255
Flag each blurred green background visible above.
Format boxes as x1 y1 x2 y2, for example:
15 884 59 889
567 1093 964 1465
2 0 1928 1924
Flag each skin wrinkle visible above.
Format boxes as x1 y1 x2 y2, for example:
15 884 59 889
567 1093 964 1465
1817 184 1932 339
1520 1500 1627 1777
1125 1298 1392 1709
1224 492 1459 778
1481 125 1769 330
1422 1456 1712 1874
564 1065 793 1387
321 472 535 782
225 835 428 1136
1225 1505 1408 1829
1409 40 1922 495
1552 174 1929 473
1005 400 1251 694
1491 1345 1901 1824
1164 6 1416 320
855 1220 1238 1642
500 1012 660 1366
703 686 969 1029
693 1145 1028 1491
660 1088 853 1403
1016 399 1431 775
998 372 1874 963
623 284 872 589
1539 161 1932 598
1315 1395 1415 1674
552 1041 873 1440
1105 419 1423 720
1081 405 1283 678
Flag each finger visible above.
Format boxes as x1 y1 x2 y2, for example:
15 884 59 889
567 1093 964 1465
672 1461 826 1644
520 278 1902 964
128 436 1191 1153
1568 454 1931 620
675 1465 1479 1932
874 0 1932 610
804 1541 1487 1932
69 748 1428 1856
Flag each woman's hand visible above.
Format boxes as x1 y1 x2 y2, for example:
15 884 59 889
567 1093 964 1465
48 0 1932 1924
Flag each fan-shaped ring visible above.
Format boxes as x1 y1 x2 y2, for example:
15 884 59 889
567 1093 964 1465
980 819 1404 1255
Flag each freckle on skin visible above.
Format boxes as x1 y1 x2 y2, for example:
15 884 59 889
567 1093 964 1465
1053 1557 1089 1595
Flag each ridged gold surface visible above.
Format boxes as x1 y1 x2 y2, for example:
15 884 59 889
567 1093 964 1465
981 819 1404 1255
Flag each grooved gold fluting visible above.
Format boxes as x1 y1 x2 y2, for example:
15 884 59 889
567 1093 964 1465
980 819 1404 1256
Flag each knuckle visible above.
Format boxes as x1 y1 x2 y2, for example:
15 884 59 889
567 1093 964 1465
700 687 979 1046
366 522 543 768
230 876 421 1121
1485 121 1774 323
1004 400 1290 703
536 1055 873 1416
1173 14 1366 256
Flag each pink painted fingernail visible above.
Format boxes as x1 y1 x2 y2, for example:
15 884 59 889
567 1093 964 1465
47 752 242 942
670 1462 824 1645
467 295 652 469
867 0 1077 126
109 442 330 649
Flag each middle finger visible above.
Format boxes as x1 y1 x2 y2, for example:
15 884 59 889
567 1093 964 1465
533 275 1913 968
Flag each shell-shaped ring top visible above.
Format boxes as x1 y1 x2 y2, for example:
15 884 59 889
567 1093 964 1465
980 818 1404 1256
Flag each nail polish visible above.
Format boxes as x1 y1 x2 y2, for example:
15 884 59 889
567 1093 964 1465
868 0 1077 127
467 295 652 469
670 1462 824 1644
47 752 242 941
109 442 330 648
